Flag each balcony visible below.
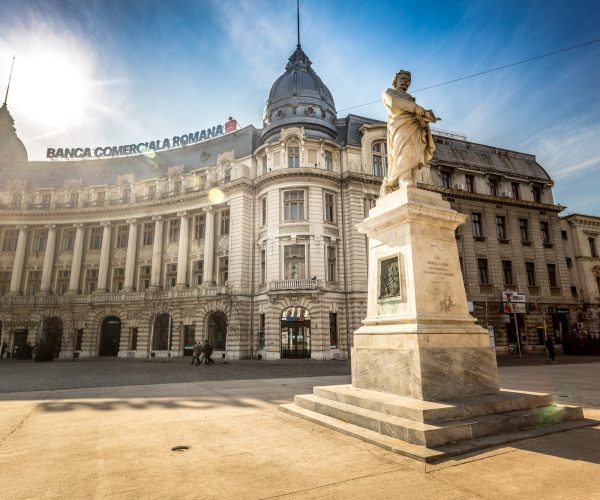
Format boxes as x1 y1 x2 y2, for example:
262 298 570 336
269 279 321 291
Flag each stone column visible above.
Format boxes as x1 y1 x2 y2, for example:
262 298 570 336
96 222 112 292
202 207 215 284
150 215 164 289
68 224 85 294
40 224 57 293
123 219 137 292
9 225 28 294
176 211 189 288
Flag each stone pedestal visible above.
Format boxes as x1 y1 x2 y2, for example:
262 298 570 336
281 187 590 462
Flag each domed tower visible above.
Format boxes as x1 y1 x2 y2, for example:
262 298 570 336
0 103 28 166
261 44 337 144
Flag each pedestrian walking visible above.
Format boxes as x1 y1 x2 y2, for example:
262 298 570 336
202 340 214 365
191 341 202 366
545 335 556 362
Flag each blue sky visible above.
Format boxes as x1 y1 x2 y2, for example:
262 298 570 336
0 0 599 215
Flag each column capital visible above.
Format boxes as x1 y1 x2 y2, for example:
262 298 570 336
177 211 188 218
203 206 215 214
100 221 111 227
152 215 163 222
73 223 84 229
126 218 137 225
16 224 28 230
44 224 57 230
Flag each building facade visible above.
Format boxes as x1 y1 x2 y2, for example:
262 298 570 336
0 45 595 360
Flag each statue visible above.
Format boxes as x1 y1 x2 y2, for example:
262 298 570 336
380 70 440 195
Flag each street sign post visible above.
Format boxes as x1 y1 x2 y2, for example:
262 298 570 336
502 291 527 357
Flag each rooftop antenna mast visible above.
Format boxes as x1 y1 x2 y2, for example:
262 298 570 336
297 0 301 47
3 56 15 106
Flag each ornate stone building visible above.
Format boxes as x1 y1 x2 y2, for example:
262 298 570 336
0 45 593 359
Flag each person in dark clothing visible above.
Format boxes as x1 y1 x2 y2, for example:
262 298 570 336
545 335 556 362
202 340 214 365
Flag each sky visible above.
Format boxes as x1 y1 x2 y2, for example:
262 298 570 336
0 0 599 215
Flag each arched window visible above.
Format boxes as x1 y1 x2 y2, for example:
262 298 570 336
372 141 388 177
207 312 227 350
288 141 300 168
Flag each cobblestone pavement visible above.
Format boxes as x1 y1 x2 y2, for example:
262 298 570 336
1 354 599 394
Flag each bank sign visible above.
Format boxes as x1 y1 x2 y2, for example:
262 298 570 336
46 117 238 160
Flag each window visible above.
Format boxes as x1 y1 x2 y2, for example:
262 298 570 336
112 268 125 292
86 269 98 293
477 258 490 285
220 209 230 235
532 185 542 203
194 214 205 240
440 170 451 189
327 246 337 282
589 237 598 258
324 151 333 171
571 286 578 298
324 192 335 223
32 229 48 252
465 175 475 193
173 180 182 192
218 256 229 285
139 265 151 290
166 263 177 288
364 197 377 218
260 249 266 285
262 155 268 175
168 219 180 243
566 257 573 268
2 230 18 252
223 169 231 183
40 194 51 209
472 213 484 238
547 264 558 288
284 245 305 280
62 229 74 251
502 260 514 286
288 141 300 167
597 276 600 296
372 142 388 177
27 271 42 295
496 216 507 240
283 190 305 221
10 193 21 208
511 182 520 200
525 262 537 286
329 313 338 349
122 187 131 203
192 260 204 285
89 227 103 250
258 314 266 349
489 179 499 197
147 185 156 200
142 223 154 246
96 191 105 203
540 221 551 244
75 329 84 351
116 225 128 248
519 219 530 242
130 327 138 350
561 230 568 240
260 197 267 226
56 270 70 295
0 271 11 295
68 191 79 207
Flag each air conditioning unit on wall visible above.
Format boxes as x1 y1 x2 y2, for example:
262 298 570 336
502 191 513 198
453 183 464 190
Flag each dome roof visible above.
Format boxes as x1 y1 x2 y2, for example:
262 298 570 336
261 46 337 144
0 104 28 166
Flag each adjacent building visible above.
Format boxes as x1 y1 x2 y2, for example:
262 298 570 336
0 45 597 360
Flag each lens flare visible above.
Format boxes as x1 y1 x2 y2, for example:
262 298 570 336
208 188 224 204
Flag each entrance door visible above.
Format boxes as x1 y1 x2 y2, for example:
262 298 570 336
280 306 311 359
43 317 63 358
12 329 30 359
99 316 121 356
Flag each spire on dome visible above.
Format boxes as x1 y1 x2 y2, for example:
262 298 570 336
3 56 15 106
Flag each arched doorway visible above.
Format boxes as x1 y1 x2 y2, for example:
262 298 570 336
207 312 227 350
281 307 311 358
99 316 121 356
153 313 172 350
42 317 63 358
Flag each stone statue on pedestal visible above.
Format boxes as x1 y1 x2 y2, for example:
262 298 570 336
381 70 439 195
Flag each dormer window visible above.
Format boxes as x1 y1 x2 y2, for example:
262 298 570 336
68 191 78 207
10 193 21 209
288 141 300 168
440 170 451 189
122 187 131 203
324 151 333 171
532 185 542 203
372 141 387 177
489 178 499 197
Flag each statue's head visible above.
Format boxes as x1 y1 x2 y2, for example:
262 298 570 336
392 70 411 92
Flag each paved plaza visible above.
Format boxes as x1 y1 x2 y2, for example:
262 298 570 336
0 359 599 499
